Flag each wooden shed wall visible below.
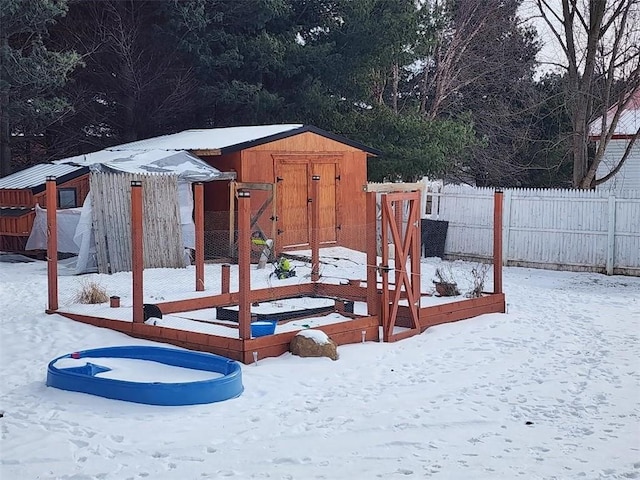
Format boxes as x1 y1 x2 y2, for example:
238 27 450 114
33 175 91 210
0 189 34 208
200 132 368 254
0 174 90 251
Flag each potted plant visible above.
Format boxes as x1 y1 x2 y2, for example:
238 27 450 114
433 267 460 296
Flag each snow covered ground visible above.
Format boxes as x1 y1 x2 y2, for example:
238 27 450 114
1 253 639 479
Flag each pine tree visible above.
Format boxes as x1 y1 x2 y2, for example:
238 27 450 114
0 0 80 175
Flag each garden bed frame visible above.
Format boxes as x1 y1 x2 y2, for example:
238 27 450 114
44 177 506 364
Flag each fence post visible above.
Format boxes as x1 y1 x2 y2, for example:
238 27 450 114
493 189 503 294
131 181 144 323
366 191 379 317
46 176 58 312
194 182 205 291
502 189 512 264
607 195 616 275
237 189 252 340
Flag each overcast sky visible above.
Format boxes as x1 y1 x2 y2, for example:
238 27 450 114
519 0 567 76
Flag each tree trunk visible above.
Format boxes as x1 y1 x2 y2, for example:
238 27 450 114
0 34 11 177
391 62 399 114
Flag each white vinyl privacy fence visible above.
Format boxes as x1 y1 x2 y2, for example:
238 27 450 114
424 185 640 276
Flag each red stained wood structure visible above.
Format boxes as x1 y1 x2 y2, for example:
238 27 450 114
366 191 379 316
45 181 507 364
131 181 144 324
46 177 58 312
237 189 252 340
380 191 422 342
493 189 504 294
1 166 89 253
194 182 205 291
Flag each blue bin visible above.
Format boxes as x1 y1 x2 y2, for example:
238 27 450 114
251 320 277 338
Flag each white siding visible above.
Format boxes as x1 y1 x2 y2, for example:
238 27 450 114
424 185 640 276
596 140 640 192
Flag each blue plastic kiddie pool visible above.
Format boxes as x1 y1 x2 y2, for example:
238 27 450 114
46 346 244 406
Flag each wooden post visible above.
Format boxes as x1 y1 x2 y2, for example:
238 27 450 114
237 189 252 340
606 195 616 275
366 190 379 316
493 189 503 294
221 264 230 294
394 197 403 262
229 181 236 256
131 181 144 323
411 198 421 305
381 194 390 340
311 175 320 282
194 182 205 291
46 176 58 312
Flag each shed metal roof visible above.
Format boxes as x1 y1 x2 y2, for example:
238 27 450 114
102 124 381 156
113 124 304 152
0 164 88 190
58 149 235 182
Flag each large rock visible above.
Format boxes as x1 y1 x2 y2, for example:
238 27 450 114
290 330 338 361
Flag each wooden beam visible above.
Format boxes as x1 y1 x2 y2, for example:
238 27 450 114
229 181 236 257
237 189 252 340
194 182 205 291
191 149 222 156
493 189 503 294
221 264 230 294
235 182 274 191
46 177 58 312
156 282 315 314
380 194 390 341
366 191 379 316
131 181 144 323
365 182 424 193
415 293 506 330
410 196 421 309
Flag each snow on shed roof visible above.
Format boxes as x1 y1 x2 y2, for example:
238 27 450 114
113 124 305 152
589 89 640 139
107 124 381 156
0 163 87 191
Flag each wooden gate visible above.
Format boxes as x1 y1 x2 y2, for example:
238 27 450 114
229 182 276 257
380 191 421 342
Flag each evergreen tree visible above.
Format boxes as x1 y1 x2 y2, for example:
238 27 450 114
0 0 80 175
48 0 200 157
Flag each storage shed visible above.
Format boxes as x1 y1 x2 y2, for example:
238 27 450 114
91 125 380 257
0 164 89 252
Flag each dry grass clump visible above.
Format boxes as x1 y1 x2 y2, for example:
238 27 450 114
74 280 109 304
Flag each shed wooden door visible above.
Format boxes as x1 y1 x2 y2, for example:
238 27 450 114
314 162 337 244
275 156 339 249
278 162 309 247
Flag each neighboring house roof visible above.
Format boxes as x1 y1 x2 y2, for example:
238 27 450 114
102 124 381 156
589 88 640 139
0 164 88 193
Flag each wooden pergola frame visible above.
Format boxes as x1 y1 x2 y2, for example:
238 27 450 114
44 177 506 364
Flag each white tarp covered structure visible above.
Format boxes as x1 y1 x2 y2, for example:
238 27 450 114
27 149 234 273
